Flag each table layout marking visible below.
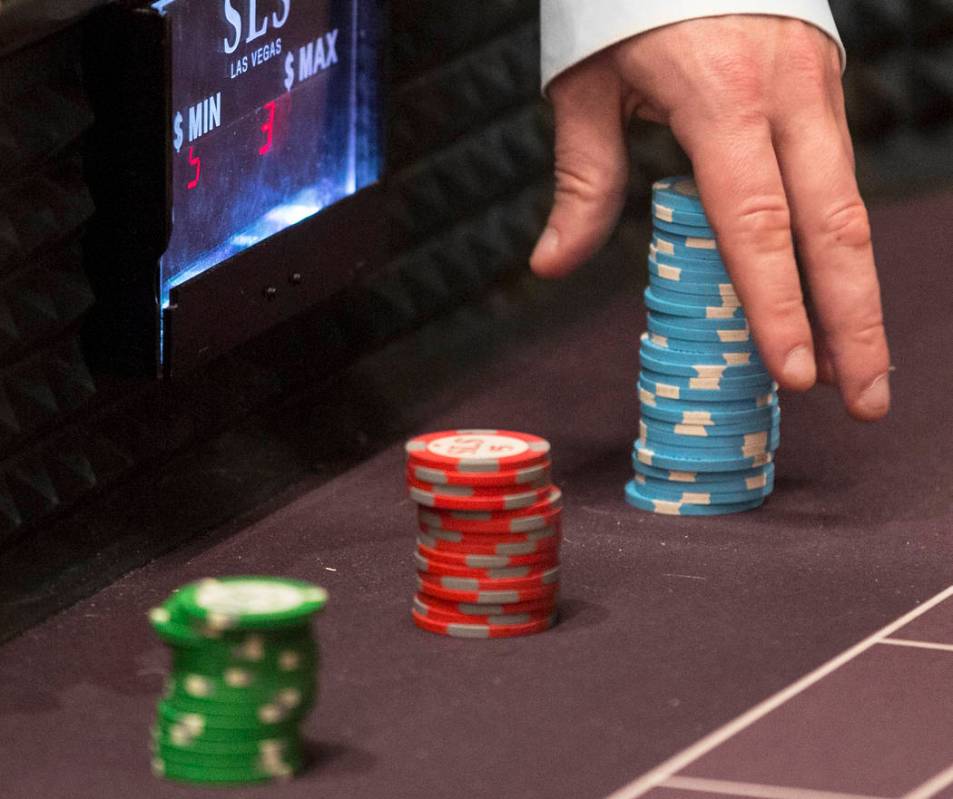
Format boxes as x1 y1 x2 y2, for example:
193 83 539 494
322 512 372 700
902 763 953 799
605 585 953 799
879 638 953 654
660 776 889 799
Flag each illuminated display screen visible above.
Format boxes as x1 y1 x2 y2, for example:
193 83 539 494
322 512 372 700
152 0 381 314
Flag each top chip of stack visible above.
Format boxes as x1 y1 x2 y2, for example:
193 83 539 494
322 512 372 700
148 577 327 785
405 430 560 637
626 177 779 516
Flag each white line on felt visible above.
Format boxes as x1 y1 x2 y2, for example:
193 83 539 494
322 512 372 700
660 775 888 799
604 584 953 799
902 762 953 799
878 638 953 654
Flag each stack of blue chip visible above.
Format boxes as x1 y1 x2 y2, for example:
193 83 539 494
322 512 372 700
625 176 779 516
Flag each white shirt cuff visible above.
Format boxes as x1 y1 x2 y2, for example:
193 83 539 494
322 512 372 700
541 0 845 93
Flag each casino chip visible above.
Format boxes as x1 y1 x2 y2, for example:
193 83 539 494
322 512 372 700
405 430 560 636
631 176 779 515
148 577 326 785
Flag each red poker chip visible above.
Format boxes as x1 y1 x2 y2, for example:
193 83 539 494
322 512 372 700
420 487 562 520
417 575 558 605
419 525 560 548
406 461 552 488
415 551 552 580
417 565 560 593
414 591 557 618
406 473 551 498
417 487 562 533
412 594 556 626
411 607 557 638
416 541 559 569
418 505 562 535
405 430 551 472
417 529 560 556
407 481 553 512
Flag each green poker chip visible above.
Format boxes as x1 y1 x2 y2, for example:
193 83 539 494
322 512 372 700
149 577 326 786
150 725 299 755
155 702 301 741
151 756 300 784
164 667 317 702
171 642 318 677
151 739 304 768
162 683 315 721
175 577 328 632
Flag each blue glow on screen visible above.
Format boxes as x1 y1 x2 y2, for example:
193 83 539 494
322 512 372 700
154 0 381 350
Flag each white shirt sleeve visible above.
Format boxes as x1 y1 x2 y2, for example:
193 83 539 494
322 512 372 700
541 0 845 92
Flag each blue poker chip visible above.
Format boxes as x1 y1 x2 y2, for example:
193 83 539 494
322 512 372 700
652 200 711 228
648 251 729 276
640 399 778 429
636 462 775 492
640 334 763 368
633 440 774 473
647 316 752 344
647 255 731 285
652 231 723 261
642 331 758 355
640 371 775 399
633 460 773 484
651 177 706 215
639 419 780 452
654 217 716 238
653 205 710 228
647 312 749 331
648 272 736 298
645 288 746 320
635 431 780 459
639 350 769 379
633 472 774 504
650 246 728 273
647 283 742 309
644 286 747 322
638 385 778 414
641 367 773 389
638 375 776 403
625 480 765 516
640 406 780 436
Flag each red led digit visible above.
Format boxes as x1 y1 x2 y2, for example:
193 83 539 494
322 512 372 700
187 146 201 189
259 100 276 156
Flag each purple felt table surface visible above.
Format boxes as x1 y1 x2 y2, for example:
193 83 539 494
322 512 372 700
1 192 952 799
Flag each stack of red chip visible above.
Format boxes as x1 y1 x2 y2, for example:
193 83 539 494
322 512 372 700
404 429 561 638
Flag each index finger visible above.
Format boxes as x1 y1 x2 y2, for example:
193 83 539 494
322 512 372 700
679 117 817 392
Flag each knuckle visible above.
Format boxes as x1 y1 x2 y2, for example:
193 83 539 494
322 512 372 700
553 152 624 207
667 46 767 118
766 292 806 325
708 53 763 104
839 315 886 351
825 300 887 365
819 200 872 250
725 196 793 251
784 32 832 84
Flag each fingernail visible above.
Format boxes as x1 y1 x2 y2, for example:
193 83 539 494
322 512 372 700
857 373 891 417
782 346 815 388
531 227 559 262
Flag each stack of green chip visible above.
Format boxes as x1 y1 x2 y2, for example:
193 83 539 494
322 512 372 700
148 576 328 785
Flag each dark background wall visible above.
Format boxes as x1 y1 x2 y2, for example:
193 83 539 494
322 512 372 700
0 0 951 640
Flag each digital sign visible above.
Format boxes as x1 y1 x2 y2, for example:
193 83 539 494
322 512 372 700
151 0 381 317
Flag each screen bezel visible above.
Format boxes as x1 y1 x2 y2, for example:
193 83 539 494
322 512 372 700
81 0 388 378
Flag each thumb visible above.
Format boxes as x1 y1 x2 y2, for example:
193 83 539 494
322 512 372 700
531 60 629 278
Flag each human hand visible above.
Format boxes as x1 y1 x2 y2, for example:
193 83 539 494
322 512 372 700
530 15 890 421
